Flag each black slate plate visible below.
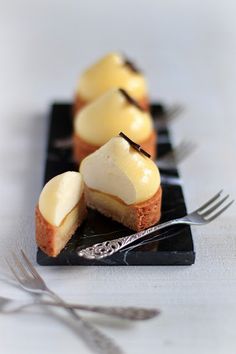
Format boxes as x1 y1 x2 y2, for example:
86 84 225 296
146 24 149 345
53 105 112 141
37 103 195 266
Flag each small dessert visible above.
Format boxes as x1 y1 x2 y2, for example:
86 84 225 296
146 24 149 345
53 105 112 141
74 53 149 113
35 171 87 257
80 134 162 231
73 88 156 163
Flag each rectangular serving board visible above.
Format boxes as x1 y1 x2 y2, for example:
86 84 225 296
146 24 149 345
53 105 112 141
37 103 195 266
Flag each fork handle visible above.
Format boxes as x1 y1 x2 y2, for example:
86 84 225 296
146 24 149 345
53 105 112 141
78 218 183 260
44 302 159 321
46 291 123 354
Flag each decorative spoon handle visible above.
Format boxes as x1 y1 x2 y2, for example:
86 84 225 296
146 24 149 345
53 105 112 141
78 219 179 260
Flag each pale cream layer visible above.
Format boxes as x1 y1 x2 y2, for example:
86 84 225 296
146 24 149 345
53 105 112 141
74 88 153 146
39 171 84 227
80 136 160 205
76 53 148 101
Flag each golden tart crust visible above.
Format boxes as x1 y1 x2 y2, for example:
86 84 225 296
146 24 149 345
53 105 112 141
84 186 162 232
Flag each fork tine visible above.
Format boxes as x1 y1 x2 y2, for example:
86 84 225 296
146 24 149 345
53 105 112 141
166 104 183 116
166 141 188 159
5 258 23 284
179 141 196 155
206 200 234 222
159 140 193 164
21 249 42 280
12 252 30 279
175 148 193 163
166 105 184 121
20 249 45 283
197 190 223 212
174 141 196 163
174 141 188 154
201 195 229 217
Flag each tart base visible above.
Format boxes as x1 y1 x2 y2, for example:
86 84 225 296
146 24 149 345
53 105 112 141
84 186 162 231
73 130 157 164
35 196 87 257
73 95 150 116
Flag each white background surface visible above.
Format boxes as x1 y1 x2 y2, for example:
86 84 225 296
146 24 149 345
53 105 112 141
0 1 236 353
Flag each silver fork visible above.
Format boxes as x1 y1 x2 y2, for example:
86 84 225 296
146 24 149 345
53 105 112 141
0 294 159 320
157 140 196 169
78 190 234 260
5 250 123 354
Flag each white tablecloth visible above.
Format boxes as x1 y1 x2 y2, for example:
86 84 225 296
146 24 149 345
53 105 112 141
0 1 236 353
